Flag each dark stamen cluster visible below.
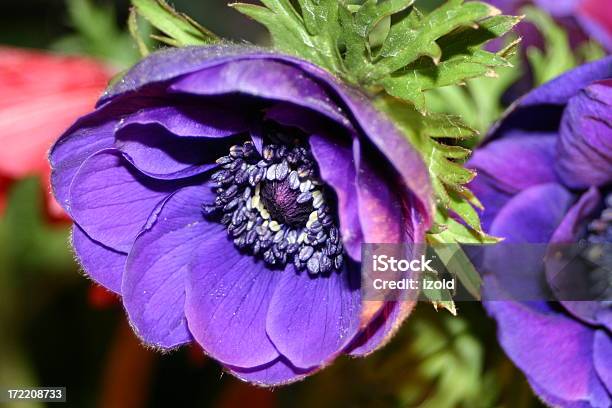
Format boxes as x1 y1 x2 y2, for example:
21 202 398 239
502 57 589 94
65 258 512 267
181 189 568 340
204 141 344 275
583 192 612 300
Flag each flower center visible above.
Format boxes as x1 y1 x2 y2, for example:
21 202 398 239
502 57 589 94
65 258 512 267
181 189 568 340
205 140 344 275
260 179 312 226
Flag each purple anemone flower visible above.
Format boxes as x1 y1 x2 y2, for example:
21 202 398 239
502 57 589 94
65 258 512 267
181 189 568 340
49 45 434 385
487 0 612 51
469 57 612 407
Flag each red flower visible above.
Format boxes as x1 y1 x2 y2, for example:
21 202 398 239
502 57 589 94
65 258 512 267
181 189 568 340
0 47 110 218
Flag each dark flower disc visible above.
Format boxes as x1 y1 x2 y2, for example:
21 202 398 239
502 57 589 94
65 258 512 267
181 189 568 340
204 138 344 275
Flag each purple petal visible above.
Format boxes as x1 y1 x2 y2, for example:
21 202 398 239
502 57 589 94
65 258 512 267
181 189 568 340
551 187 601 243
593 330 612 395
115 122 220 179
69 149 178 252
118 104 250 138
489 183 574 243
169 59 351 128
548 188 612 329
556 80 612 189
467 173 514 233
327 87 434 232
50 118 116 214
114 104 252 179
486 301 610 407
266 264 361 369
596 308 612 332
529 380 595 408
487 57 612 143
354 138 411 246
122 184 216 349
265 102 354 135
50 96 167 213
519 56 612 107
469 133 558 192
101 46 273 104
227 357 314 387
347 301 415 356
185 226 281 368
483 183 574 301
309 134 362 260
72 225 127 294
534 0 579 16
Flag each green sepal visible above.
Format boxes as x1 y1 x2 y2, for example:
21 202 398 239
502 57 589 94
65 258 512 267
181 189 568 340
374 95 496 243
131 0 218 47
421 270 457 315
523 5 604 85
231 0 345 75
430 243 483 300
372 1 501 80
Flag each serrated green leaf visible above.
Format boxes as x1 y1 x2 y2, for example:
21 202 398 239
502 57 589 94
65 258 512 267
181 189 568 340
422 112 477 139
432 141 471 160
431 155 475 185
522 6 575 85
426 56 522 135
355 0 415 38
432 300 457 315
380 74 428 111
381 52 505 110
132 0 218 46
447 188 482 232
373 1 500 80
431 244 482 300
429 211 501 245
437 14 522 60
52 0 144 69
341 0 415 78
232 0 345 74
375 95 493 244
421 268 457 315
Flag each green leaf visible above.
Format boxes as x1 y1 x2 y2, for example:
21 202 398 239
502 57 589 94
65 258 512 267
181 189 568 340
378 11 520 111
421 270 457 315
425 54 522 135
232 0 345 75
374 96 495 243
432 243 482 300
436 14 522 60
523 6 574 85
429 210 501 245
51 0 144 69
523 5 606 86
372 1 500 80
132 0 218 47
